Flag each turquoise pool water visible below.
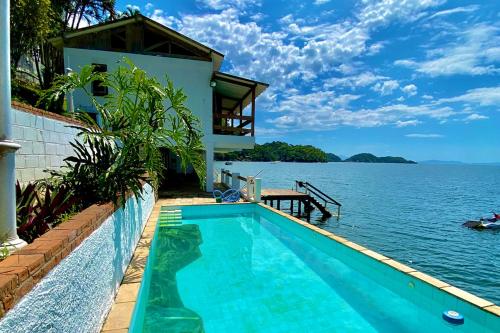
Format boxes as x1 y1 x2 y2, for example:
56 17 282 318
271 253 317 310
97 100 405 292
130 204 499 333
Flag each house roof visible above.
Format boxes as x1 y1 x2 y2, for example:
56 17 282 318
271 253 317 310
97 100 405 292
212 71 269 111
50 14 224 71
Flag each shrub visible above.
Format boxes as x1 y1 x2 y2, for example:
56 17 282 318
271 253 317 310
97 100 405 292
16 181 77 243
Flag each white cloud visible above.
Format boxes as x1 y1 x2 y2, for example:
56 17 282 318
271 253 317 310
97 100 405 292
436 86 500 106
372 80 399 95
428 5 480 19
405 133 444 138
367 42 385 55
323 72 387 89
396 119 421 127
314 0 331 5
150 9 181 28
145 3 154 11
146 0 471 133
126 4 141 12
395 24 500 76
402 84 418 96
266 90 456 131
197 0 260 10
422 94 434 100
463 113 489 121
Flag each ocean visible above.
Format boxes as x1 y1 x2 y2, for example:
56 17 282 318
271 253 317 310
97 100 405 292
216 161 500 304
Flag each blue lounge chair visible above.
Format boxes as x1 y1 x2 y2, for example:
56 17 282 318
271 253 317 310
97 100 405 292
213 188 241 203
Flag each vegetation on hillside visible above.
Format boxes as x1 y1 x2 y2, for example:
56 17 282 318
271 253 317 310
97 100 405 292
216 141 415 164
215 142 331 163
344 153 416 164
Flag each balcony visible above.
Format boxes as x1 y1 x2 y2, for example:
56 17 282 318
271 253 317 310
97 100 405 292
212 72 268 136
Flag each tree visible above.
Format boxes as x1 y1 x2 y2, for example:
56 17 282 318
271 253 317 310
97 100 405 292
51 0 117 31
42 59 206 206
10 0 52 70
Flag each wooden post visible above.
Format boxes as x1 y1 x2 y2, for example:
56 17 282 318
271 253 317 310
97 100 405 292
251 85 255 136
277 200 280 210
306 199 311 222
298 200 302 217
239 102 243 128
290 200 294 214
270 200 273 207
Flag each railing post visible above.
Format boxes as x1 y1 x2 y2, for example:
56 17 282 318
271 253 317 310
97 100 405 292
231 172 240 190
219 169 224 183
247 176 255 201
254 178 261 203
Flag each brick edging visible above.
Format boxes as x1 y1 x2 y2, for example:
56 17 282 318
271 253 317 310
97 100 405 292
0 202 116 317
12 101 84 126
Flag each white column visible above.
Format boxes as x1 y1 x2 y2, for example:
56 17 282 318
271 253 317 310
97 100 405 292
205 143 214 192
254 178 262 203
0 0 26 250
247 176 255 200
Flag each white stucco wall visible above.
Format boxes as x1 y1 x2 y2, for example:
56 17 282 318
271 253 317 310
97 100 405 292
64 48 214 143
0 184 155 333
12 107 80 183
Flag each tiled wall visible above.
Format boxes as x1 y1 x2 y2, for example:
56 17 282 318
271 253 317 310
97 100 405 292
11 102 81 183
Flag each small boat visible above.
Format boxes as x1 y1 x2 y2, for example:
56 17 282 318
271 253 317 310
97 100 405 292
271 161 281 164
463 212 500 230
225 161 233 165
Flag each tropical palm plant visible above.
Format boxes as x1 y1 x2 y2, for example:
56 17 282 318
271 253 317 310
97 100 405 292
42 58 205 206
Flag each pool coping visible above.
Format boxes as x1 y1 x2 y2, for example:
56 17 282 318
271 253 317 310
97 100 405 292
104 201 498 332
257 202 500 318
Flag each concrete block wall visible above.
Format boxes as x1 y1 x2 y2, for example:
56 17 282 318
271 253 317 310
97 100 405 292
11 102 81 183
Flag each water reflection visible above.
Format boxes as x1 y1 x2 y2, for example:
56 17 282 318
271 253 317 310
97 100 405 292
143 224 205 333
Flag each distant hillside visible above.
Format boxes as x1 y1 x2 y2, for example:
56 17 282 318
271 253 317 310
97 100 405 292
345 153 416 164
215 141 415 164
327 153 342 162
215 141 329 162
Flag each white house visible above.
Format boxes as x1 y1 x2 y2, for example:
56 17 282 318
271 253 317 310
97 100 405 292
50 14 268 192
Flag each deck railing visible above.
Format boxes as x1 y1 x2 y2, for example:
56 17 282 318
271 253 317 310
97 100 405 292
295 180 342 218
220 169 261 202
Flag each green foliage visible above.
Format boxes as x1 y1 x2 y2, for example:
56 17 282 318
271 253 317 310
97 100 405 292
326 153 342 162
53 0 117 31
344 153 416 164
216 141 329 163
10 0 52 69
215 142 416 164
43 59 205 206
16 181 78 243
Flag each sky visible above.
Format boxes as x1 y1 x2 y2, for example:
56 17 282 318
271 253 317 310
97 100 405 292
116 0 500 162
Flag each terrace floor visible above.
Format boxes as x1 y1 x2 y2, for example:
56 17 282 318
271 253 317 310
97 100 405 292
100 193 217 333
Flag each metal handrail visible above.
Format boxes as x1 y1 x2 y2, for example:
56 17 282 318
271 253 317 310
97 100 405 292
295 181 342 207
221 170 247 182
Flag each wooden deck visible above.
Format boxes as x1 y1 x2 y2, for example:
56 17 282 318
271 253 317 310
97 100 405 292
260 188 309 200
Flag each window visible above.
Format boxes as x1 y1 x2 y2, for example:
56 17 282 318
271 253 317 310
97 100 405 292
91 64 108 96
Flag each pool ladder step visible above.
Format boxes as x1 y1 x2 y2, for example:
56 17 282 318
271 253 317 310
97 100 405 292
158 209 183 227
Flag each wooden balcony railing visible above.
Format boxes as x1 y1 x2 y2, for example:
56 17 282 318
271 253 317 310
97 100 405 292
213 113 254 136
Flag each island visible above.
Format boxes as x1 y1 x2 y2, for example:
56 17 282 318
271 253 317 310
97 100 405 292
344 153 417 164
215 141 416 164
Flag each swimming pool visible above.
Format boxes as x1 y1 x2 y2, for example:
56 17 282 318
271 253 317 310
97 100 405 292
130 203 499 332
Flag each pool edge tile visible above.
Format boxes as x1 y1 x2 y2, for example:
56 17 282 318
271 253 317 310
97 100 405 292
441 286 495 309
